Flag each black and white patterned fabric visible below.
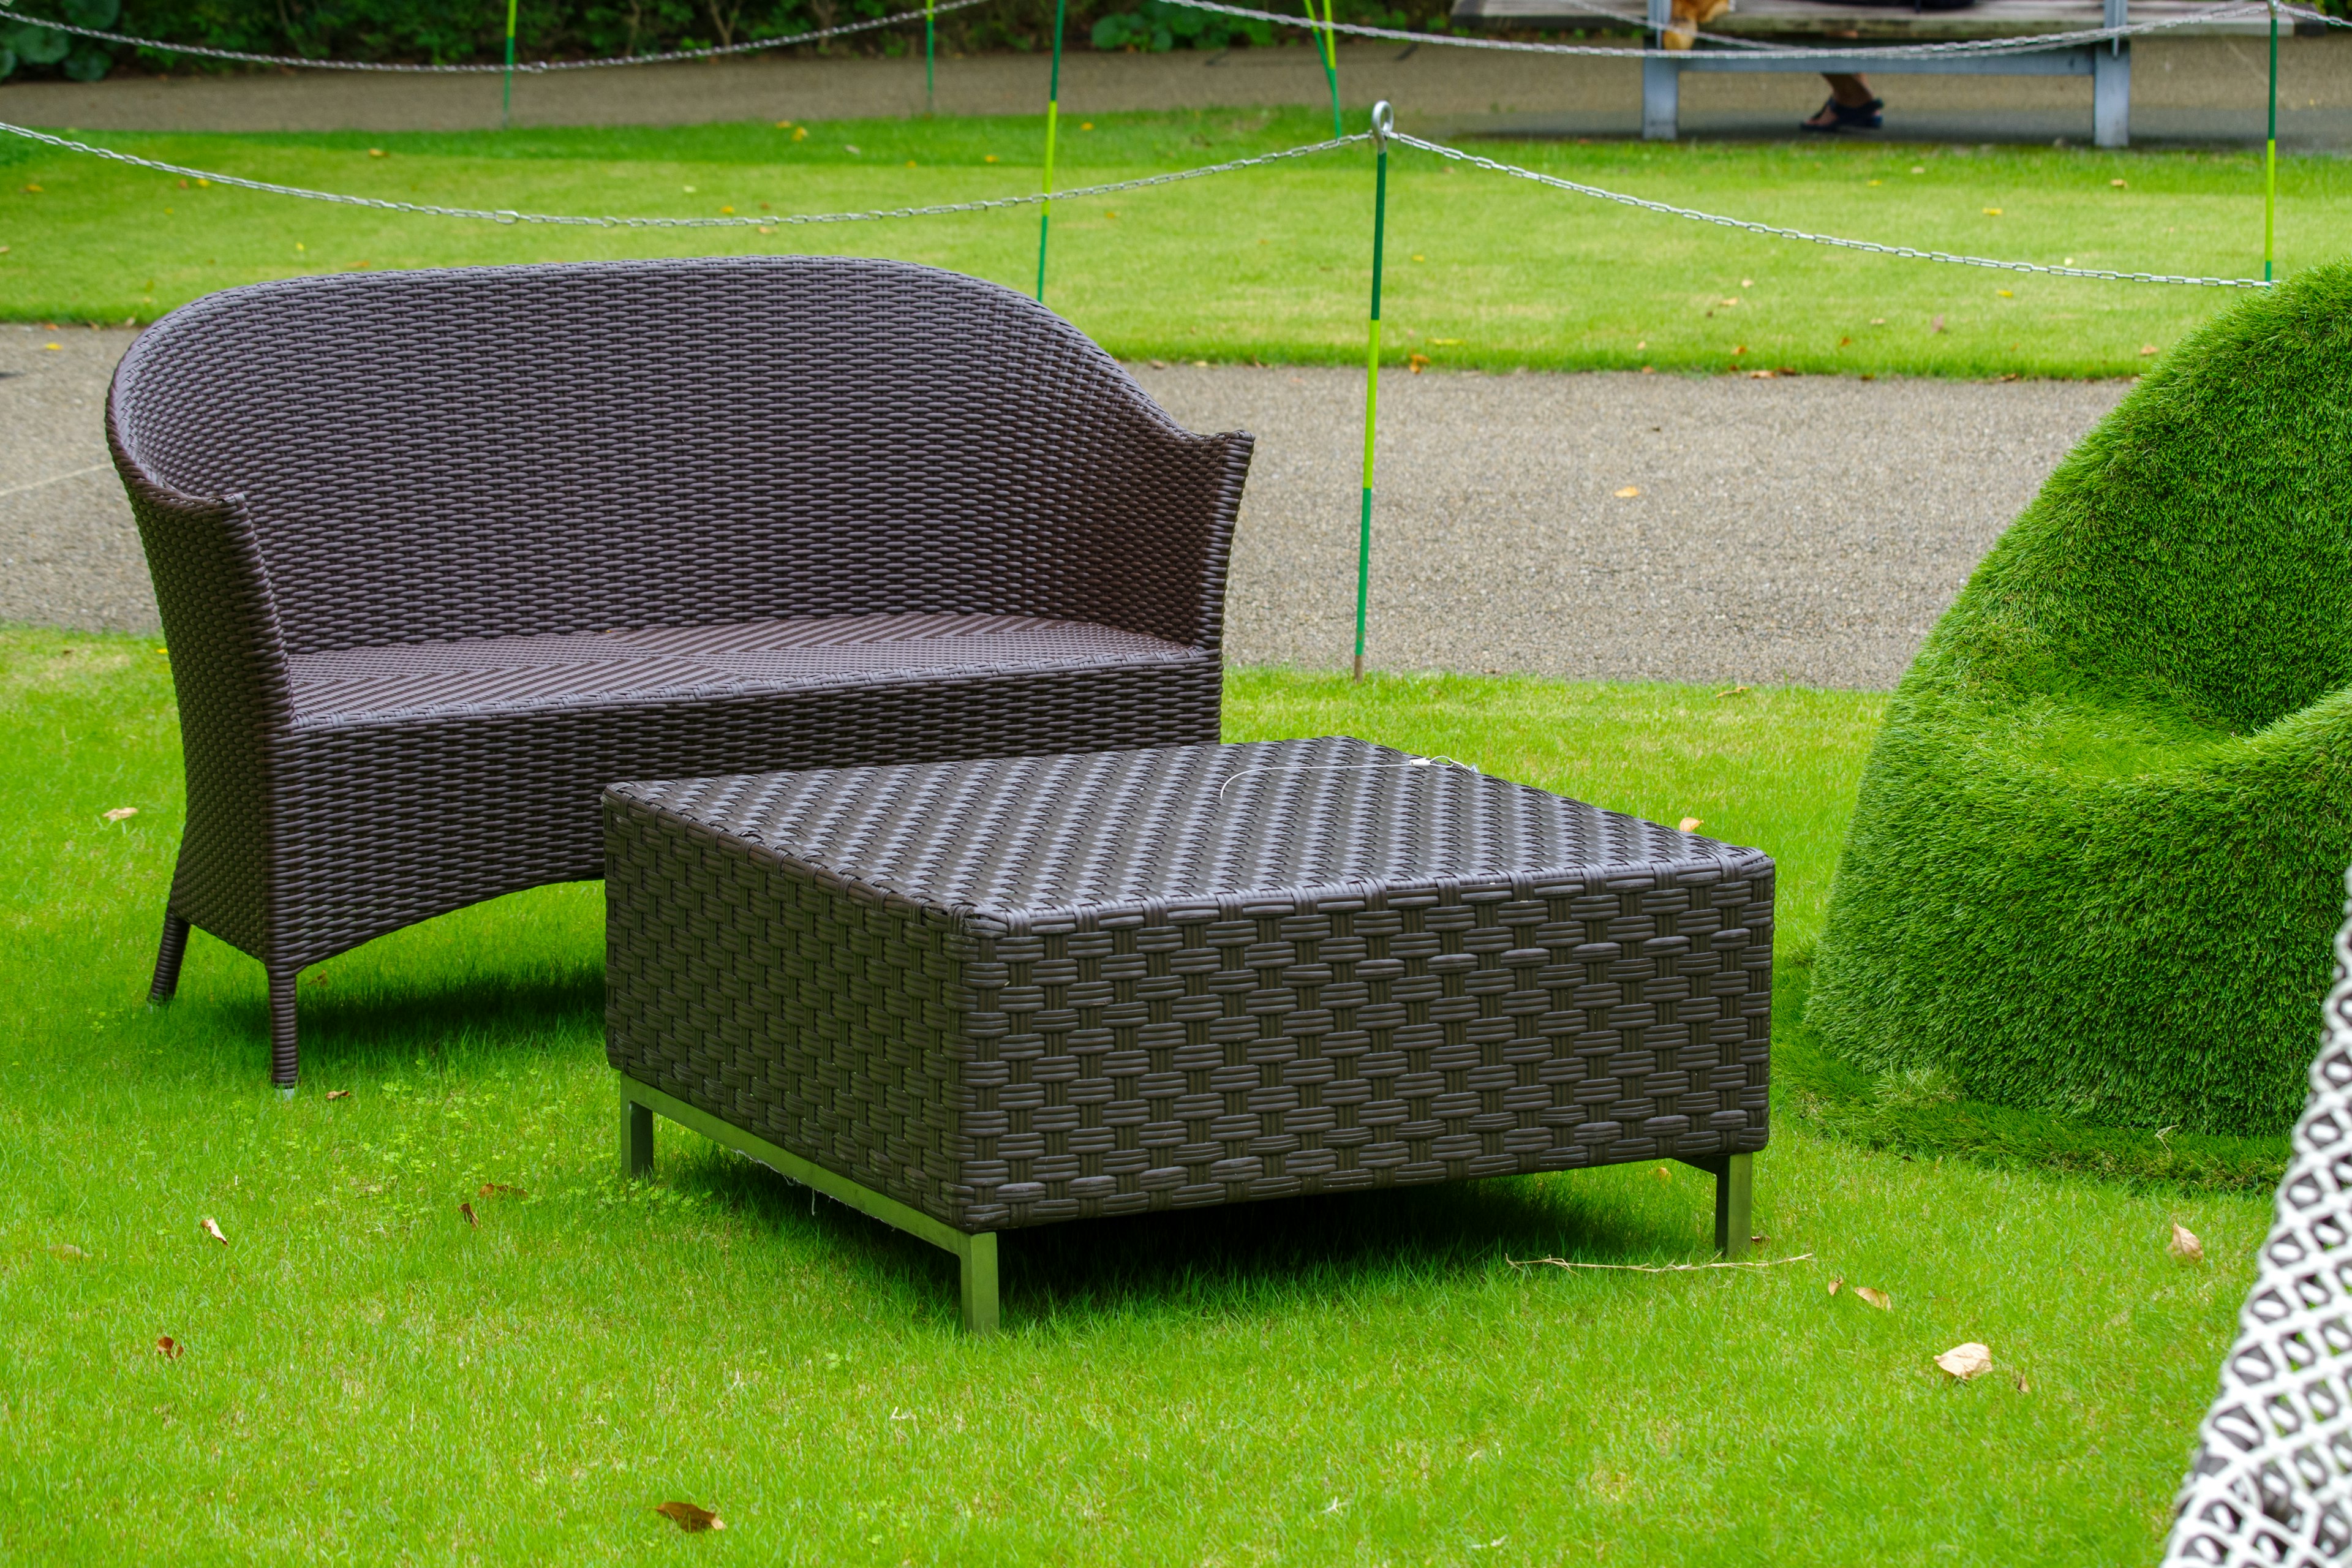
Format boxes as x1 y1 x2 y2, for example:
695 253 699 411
2166 869 2352 1566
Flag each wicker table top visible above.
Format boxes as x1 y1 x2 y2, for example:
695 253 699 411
609 736 1767 927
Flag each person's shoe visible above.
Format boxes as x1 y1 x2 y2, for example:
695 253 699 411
1800 96 1885 132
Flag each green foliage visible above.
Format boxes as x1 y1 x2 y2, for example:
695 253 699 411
1 0 115 80
1809 262 2352 1136
21 0 1449 77
0 630 2270 1562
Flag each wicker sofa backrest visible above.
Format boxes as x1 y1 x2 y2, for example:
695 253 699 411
110 255 1238 659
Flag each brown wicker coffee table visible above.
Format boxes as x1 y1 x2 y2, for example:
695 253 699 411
605 737 1773 1333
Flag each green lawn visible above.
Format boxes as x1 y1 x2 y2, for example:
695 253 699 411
1 108 2338 376
1 628 2264 1563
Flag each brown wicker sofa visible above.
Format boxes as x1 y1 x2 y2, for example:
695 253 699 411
111 255 1253 1088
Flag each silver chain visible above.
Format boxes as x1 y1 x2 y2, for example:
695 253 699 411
0 0 986 72
1392 130 2272 288
1155 0 2296 61
0 119 1365 227
1 0 2326 70
0 114 2285 289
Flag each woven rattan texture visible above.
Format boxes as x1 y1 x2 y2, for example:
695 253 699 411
605 739 1774 1233
108 255 1251 1083
2166 870 2352 1566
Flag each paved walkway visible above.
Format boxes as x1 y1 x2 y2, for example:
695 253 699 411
1 323 2122 688
1 36 2343 146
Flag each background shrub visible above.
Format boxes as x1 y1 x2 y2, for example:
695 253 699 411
0 0 1460 78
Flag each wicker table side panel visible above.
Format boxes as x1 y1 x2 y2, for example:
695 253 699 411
957 856 1775 1231
605 796 976 1229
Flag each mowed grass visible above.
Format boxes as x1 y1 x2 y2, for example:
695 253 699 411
0 108 2339 376
1 628 2264 1564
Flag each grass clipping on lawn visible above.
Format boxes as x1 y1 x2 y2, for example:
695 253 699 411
1810 258 2352 1137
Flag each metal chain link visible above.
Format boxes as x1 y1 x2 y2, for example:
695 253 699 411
1392 130 2272 287
0 0 2305 70
1154 0 2286 61
0 118 1365 228
0 0 985 72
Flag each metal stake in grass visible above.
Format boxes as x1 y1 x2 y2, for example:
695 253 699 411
500 0 518 130
1307 0 1343 140
925 0 937 116
1035 0 1068 302
2266 0 2278 283
1354 100 1392 685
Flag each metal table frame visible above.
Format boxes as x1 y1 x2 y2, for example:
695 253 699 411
620 1075 1754 1336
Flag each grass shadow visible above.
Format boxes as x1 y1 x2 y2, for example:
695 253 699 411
671 1138 1713 1332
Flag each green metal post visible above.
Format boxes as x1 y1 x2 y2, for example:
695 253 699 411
1354 101 1390 684
1308 0 1342 140
925 0 937 115
502 0 518 129
1036 0 1068 302
2266 0 2278 282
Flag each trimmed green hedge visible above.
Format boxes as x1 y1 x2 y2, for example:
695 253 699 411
1808 260 2352 1137
0 0 1456 78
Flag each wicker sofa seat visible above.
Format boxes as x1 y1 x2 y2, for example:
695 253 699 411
110 255 1253 1087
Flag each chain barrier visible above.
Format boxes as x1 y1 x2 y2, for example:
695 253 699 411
0 118 1365 227
0 112 2273 289
0 0 2329 70
0 0 986 72
1391 130 2272 287
1156 0 2299 60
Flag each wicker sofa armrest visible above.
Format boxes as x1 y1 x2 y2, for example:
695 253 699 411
1056 420 1253 658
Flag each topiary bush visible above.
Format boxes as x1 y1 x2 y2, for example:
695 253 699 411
1807 260 2352 1137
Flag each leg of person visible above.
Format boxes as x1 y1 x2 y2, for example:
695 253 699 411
1803 72 1883 132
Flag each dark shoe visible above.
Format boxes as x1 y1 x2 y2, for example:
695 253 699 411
1800 96 1885 132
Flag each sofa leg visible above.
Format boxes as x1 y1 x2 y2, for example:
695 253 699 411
960 1232 1000 1338
149 911 190 1004
267 968 300 1091
622 1095 654 1178
1714 1153 1754 1261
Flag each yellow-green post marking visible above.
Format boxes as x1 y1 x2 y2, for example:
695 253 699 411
1308 0 1342 139
1036 0 1068 302
2265 0 2278 282
501 0 518 129
1354 102 1392 684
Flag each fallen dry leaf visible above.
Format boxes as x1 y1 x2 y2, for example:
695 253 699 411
654 1501 725 1533
155 1335 182 1359
1614 486 1641 498
325 1089 351 1100
104 807 138 822
459 1202 478 1229
1855 1286 1892 1311
49 1243 88 1261
2014 1370 2032 1393
199 1216 227 1247
1678 817 1703 834
2171 1222 2204 1262
2110 177 2127 187
1653 1165 1672 1183
479 1183 529 1199
1982 207 2003 216
1408 353 1431 374
1934 1342 1992 1380
1750 1233 1770 1245
1930 315 1947 334
2139 344 2160 356
1828 1276 1842 1297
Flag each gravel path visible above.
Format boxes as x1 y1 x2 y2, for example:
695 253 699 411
1 322 2123 689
